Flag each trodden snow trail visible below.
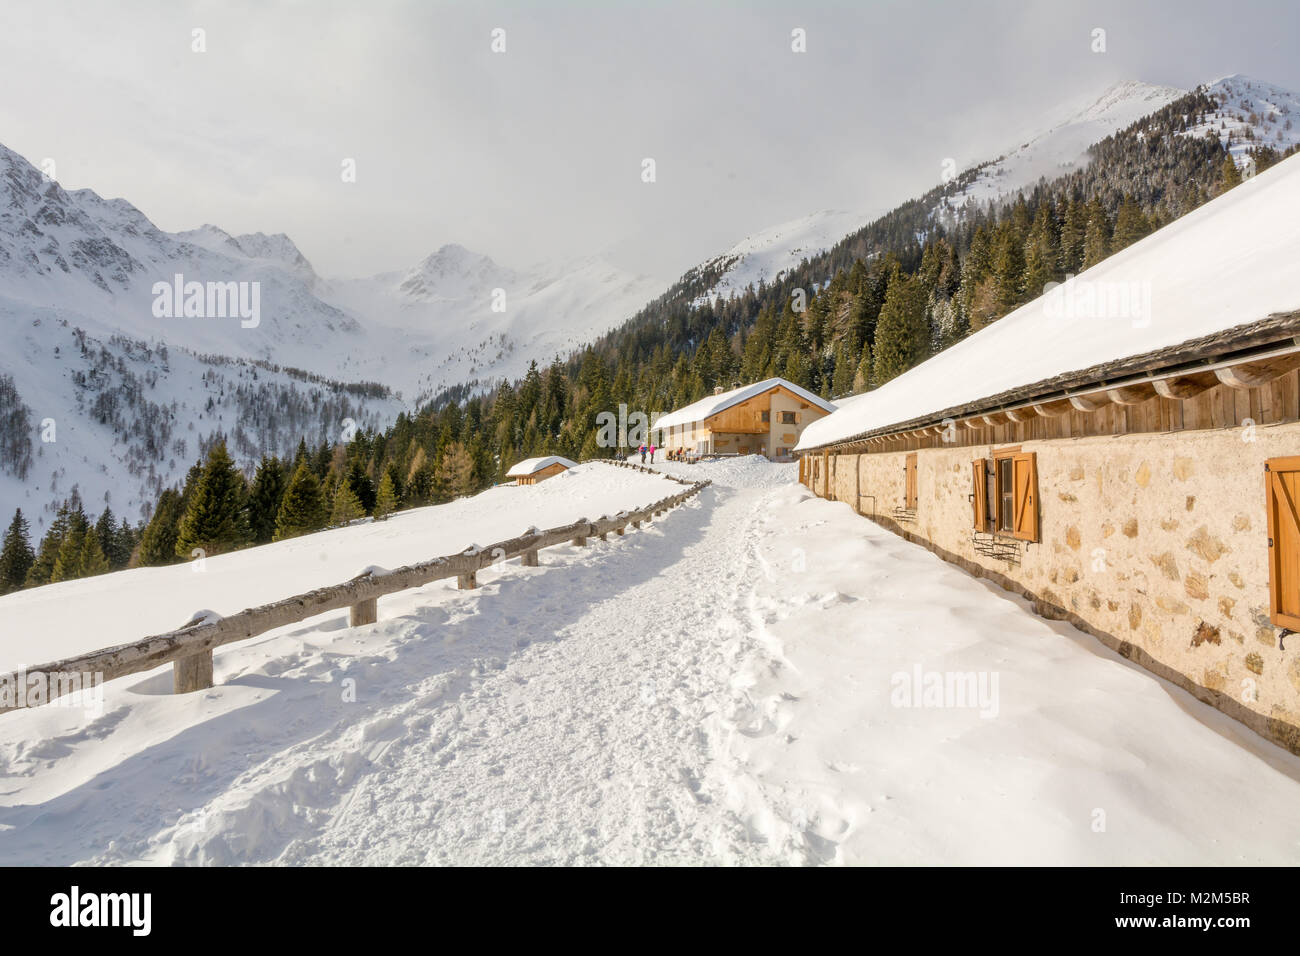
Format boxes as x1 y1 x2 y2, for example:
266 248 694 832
150 464 796 865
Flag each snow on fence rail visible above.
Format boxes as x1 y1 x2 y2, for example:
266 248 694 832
1 462 709 711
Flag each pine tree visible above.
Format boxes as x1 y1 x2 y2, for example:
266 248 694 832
346 460 376 515
437 441 475 499
175 441 248 559
1221 153 1242 189
1111 195 1151 250
112 518 136 570
1059 199 1087 275
247 455 288 544
830 342 854 397
0 509 35 594
274 462 328 541
1082 200 1111 269
27 500 83 587
50 512 89 583
851 340 873 392
329 480 365 527
871 270 929 385
138 488 184 566
77 527 110 577
373 472 397 521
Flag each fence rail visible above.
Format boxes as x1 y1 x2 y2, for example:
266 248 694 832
2 461 709 711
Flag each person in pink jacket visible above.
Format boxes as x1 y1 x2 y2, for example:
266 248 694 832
649 443 657 463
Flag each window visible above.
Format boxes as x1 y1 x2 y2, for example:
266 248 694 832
761 410 770 423
1265 457 1300 628
781 411 798 425
997 458 1015 532
904 453 918 510
984 449 1039 541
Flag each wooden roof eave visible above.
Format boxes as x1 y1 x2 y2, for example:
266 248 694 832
798 313 1300 453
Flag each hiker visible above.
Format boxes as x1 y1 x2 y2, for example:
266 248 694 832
639 442 647 464
649 442 656 463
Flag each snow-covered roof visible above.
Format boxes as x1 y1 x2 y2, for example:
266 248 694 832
506 456 578 477
654 378 836 432
797 151 1300 452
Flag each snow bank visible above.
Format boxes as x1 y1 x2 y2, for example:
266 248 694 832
636 454 796 489
0 462 680 672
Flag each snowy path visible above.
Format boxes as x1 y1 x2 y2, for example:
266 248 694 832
3 457 1300 864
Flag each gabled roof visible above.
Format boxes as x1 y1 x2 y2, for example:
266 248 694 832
506 456 577 477
653 377 836 432
797 151 1300 452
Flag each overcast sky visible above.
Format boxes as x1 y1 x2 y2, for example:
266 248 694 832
2 0 1298 283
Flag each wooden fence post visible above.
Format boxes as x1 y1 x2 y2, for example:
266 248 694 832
458 571 478 589
572 535 587 546
521 549 539 567
349 597 378 626
174 650 213 694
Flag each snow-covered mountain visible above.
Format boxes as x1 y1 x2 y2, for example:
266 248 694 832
328 247 660 404
0 142 661 529
689 78 1196 306
1184 74 1300 168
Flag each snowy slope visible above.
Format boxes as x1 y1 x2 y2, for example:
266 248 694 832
688 209 878 306
689 80 1187 308
939 80 1185 215
798 149 1300 449
1185 74 1300 169
2 459 1298 864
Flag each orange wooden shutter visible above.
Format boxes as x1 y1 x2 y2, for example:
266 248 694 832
1266 457 1300 629
905 453 918 509
1011 452 1039 541
972 459 987 530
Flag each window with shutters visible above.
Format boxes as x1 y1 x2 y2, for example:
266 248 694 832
781 411 798 425
1265 457 1300 629
987 448 1039 542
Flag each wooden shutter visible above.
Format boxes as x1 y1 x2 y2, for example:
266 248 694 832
1011 452 1039 542
971 459 987 530
905 453 918 509
1266 457 1300 628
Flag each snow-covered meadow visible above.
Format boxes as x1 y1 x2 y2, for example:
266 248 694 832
1 456 1298 865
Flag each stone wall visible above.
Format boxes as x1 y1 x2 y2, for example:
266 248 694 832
815 420 1300 754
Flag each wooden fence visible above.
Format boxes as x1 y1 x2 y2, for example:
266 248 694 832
1 461 708 711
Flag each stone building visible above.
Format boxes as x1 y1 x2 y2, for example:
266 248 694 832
795 151 1300 754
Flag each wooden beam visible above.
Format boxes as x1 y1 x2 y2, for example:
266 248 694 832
1104 382 1157 405
1215 355 1300 389
1031 398 1074 417
1067 392 1112 412
1152 371 1218 400
1005 407 1037 423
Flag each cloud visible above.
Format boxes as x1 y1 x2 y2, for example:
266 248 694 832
1 0 1296 282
